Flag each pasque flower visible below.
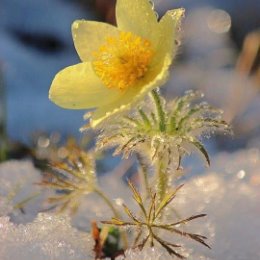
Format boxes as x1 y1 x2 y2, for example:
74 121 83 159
49 0 184 127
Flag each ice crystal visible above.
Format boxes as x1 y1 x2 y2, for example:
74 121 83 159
168 148 260 259
0 196 13 216
116 247 213 260
0 213 93 260
116 247 169 260
69 169 135 230
0 160 44 222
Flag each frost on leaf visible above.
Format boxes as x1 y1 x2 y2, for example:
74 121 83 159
97 90 231 170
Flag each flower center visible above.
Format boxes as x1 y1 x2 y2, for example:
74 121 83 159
92 32 154 91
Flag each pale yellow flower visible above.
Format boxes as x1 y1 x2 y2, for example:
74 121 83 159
49 0 184 128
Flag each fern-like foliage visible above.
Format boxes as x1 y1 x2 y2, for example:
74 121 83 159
40 144 97 214
97 90 231 170
103 181 210 259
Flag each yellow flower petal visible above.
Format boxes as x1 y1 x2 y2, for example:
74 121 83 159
156 9 185 63
49 2 185 129
116 0 159 45
90 57 170 128
72 20 119 62
49 62 121 109
89 8 185 128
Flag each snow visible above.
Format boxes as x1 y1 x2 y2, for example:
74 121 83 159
71 163 135 230
114 148 260 259
0 196 13 216
0 213 93 260
0 148 259 259
167 148 260 259
117 247 213 260
0 160 44 222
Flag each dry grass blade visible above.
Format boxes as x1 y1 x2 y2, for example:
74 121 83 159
154 234 185 259
133 227 143 247
148 193 156 223
155 184 184 218
39 144 97 214
166 226 211 249
185 137 210 166
236 30 260 77
168 214 207 226
128 181 142 204
101 218 135 226
122 204 141 224
103 182 210 257
128 180 147 217
136 235 149 251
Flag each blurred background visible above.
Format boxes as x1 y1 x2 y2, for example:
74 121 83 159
0 3 259 258
0 0 259 153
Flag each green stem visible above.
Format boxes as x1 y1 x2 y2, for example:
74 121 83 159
150 89 166 132
94 188 128 248
94 188 120 218
156 160 168 203
136 153 150 198
14 192 41 210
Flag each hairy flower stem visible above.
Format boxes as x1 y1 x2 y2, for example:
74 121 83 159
94 188 120 218
136 154 150 198
94 188 128 248
156 160 168 203
150 89 169 201
150 89 166 132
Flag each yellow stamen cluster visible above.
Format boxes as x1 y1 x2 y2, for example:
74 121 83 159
92 32 154 91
